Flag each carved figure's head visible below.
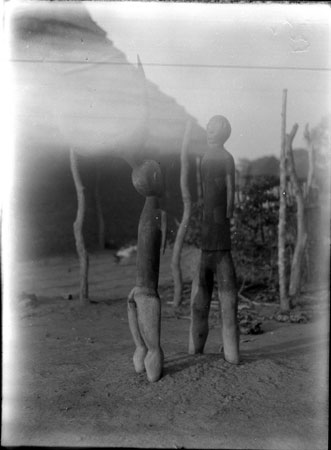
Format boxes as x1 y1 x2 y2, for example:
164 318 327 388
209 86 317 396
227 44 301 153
132 160 163 197
206 115 231 148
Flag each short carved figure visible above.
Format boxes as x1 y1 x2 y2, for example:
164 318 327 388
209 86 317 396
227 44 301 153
127 159 166 382
189 115 240 364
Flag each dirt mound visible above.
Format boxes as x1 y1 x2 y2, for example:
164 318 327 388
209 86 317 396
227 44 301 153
3 290 328 449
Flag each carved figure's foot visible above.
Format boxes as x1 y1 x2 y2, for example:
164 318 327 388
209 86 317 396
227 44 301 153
133 346 148 373
188 348 204 355
189 272 211 356
189 315 209 355
188 333 205 354
223 343 240 365
224 354 240 365
223 337 240 365
127 289 148 374
144 349 163 382
188 347 203 355
222 321 240 365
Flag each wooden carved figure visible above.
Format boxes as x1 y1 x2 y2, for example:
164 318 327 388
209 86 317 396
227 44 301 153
189 115 240 364
127 159 166 382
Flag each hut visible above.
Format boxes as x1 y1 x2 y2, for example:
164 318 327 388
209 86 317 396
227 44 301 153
9 2 206 259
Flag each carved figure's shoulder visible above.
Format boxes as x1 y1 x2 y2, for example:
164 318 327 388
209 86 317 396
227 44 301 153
224 149 234 162
223 150 235 172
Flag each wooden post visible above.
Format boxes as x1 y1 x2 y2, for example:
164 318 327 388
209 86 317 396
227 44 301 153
94 160 105 250
278 89 290 311
303 123 320 283
171 119 192 308
285 124 308 298
70 148 89 303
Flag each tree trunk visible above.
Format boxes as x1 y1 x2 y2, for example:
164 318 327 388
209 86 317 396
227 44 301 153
278 89 290 311
305 125 316 202
304 125 320 282
196 156 203 203
94 161 105 250
171 120 192 307
70 148 89 304
289 201 307 297
285 124 308 298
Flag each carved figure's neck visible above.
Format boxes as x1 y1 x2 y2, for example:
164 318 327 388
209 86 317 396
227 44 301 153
144 196 160 209
207 145 226 154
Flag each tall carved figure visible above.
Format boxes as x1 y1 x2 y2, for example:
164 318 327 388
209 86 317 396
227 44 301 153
189 115 240 364
127 159 166 382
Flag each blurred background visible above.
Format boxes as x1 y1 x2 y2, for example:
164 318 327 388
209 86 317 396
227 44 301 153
5 1 330 266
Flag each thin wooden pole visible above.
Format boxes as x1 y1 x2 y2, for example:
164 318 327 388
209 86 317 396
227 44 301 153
285 124 308 298
171 120 192 307
70 148 89 303
278 89 290 311
94 161 105 250
304 124 316 202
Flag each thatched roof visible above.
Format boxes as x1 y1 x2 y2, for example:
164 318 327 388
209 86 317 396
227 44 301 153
9 2 206 157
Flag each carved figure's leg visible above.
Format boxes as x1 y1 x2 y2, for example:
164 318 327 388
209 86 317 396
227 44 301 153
189 251 214 354
216 251 240 364
128 195 164 381
127 288 147 373
133 288 163 382
130 163 165 381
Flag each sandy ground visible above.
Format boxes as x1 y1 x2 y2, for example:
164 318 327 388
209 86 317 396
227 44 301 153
2 248 329 449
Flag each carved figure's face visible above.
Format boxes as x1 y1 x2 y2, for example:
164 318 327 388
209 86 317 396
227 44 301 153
132 160 163 197
206 115 231 148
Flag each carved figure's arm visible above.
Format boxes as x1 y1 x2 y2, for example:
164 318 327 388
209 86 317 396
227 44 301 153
226 156 235 219
161 209 167 255
197 156 204 206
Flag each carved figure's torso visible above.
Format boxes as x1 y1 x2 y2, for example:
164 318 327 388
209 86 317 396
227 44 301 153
131 160 163 290
201 150 234 251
